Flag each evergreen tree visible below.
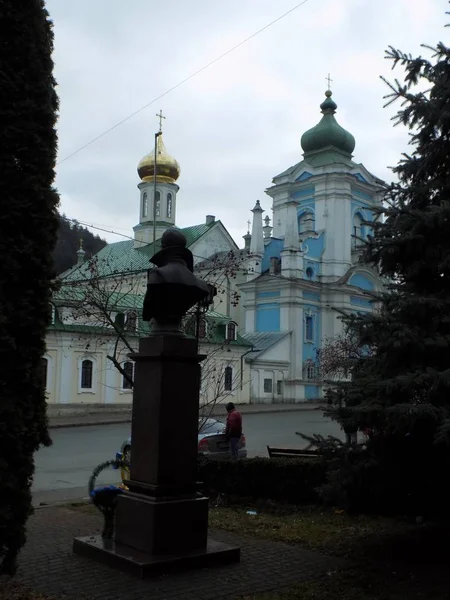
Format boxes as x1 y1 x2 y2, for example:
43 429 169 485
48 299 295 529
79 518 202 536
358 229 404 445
326 21 450 515
0 0 59 573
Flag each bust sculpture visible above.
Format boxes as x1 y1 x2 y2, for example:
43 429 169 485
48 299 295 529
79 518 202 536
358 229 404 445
142 229 210 333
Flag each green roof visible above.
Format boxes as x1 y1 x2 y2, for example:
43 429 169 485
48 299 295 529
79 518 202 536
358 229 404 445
53 286 143 311
62 221 219 282
49 298 249 346
301 91 355 157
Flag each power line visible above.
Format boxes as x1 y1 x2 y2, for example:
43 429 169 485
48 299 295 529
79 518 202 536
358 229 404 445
57 0 311 166
60 215 250 272
62 215 134 241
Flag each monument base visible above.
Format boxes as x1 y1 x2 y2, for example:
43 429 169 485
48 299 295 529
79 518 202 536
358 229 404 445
73 535 240 579
114 489 209 555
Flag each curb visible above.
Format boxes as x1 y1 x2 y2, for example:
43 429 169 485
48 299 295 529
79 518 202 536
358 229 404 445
35 498 91 509
49 418 132 429
48 405 326 429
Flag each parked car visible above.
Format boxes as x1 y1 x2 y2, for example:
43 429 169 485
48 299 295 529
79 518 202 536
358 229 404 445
115 418 247 485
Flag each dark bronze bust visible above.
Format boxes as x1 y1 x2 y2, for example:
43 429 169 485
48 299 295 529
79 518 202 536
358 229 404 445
143 229 210 333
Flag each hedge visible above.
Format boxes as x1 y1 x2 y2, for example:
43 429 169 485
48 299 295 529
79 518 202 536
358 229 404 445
198 457 328 505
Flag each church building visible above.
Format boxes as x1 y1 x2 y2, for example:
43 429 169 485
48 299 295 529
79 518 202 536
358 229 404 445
44 88 385 409
240 90 385 403
45 131 251 408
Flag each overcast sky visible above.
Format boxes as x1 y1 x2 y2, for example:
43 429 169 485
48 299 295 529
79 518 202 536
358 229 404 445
46 0 447 246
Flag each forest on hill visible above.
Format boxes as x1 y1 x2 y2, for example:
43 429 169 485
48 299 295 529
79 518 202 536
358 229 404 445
53 214 107 274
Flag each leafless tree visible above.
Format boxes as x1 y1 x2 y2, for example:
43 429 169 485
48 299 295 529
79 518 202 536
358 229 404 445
56 249 248 420
317 331 371 382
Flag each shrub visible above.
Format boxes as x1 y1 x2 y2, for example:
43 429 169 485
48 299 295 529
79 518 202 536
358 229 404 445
319 435 450 517
198 457 328 505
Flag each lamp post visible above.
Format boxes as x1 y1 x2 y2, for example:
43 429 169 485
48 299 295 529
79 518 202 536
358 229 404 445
152 131 161 245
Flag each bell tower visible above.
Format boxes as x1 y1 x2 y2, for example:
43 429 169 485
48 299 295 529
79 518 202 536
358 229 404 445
133 111 180 248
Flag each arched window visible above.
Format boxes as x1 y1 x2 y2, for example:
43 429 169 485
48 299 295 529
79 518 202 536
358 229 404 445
125 310 138 332
305 266 314 279
81 359 93 389
40 358 48 389
198 318 207 339
299 211 315 233
155 190 161 217
184 316 196 337
166 193 173 218
224 366 233 391
353 213 363 249
226 322 237 341
304 313 314 342
122 361 134 390
303 360 317 380
142 192 148 218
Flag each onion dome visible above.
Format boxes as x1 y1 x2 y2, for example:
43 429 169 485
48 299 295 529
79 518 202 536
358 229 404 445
137 134 180 183
301 90 355 156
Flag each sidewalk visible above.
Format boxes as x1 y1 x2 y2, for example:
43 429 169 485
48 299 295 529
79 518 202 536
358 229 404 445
11 505 345 600
49 402 326 429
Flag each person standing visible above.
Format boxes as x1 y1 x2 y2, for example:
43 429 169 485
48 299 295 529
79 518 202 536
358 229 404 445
225 402 242 459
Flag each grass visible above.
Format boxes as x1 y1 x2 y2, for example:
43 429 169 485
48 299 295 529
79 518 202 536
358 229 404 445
208 504 405 557
210 506 450 599
0 579 55 600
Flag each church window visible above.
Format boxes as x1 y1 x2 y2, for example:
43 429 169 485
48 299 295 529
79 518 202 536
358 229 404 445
142 192 148 218
353 213 363 249
264 378 273 394
299 211 315 233
155 191 161 217
226 321 237 341
125 310 138 332
306 266 314 279
166 193 173 218
184 316 196 337
122 361 134 390
305 314 314 342
198 318 207 339
81 359 93 389
40 358 48 390
224 366 233 391
303 360 317 380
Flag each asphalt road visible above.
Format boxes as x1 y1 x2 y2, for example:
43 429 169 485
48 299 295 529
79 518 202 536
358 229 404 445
32 410 343 506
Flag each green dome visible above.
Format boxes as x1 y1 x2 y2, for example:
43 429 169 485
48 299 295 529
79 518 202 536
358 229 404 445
301 91 355 156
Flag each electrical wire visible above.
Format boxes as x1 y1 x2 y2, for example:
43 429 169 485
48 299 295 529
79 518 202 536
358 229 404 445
60 215 251 275
62 215 135 241
57 0 312 166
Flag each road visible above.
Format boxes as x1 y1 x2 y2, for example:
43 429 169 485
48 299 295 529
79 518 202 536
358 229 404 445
32 410 342 506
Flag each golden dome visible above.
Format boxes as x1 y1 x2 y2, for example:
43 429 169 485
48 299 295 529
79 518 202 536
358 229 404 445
137 134 180 184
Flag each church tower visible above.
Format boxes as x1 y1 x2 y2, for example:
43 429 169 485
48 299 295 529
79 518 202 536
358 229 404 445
133 122 180 248
239 86 385 404
266 89 384 282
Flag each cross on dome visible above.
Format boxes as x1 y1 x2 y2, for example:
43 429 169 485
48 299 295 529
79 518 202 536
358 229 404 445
156 109 166 133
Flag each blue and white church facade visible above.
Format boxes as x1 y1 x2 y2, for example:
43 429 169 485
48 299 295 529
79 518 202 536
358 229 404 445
240 90 385 403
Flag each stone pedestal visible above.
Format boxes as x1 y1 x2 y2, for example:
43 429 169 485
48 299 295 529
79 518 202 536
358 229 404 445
74 334 240 576
115 491 208 555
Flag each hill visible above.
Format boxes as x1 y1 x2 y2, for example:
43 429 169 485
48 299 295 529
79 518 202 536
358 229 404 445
54 214 107 275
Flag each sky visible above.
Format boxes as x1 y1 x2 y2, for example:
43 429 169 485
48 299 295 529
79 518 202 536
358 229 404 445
46 0 447 246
